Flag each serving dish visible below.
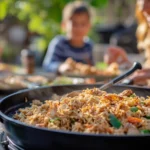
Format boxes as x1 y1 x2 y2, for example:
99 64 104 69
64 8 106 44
0 84 150 150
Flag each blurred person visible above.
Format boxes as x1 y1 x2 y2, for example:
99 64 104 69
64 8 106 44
42 1 93 73
128 0 150 85
104 0 150 67
135 0 150 68
122 0 150 85
103 0 150 86
135 0 149 52
104 46 131 67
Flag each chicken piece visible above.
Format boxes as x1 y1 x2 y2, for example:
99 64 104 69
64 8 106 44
119 89 134 97
126 123 140 135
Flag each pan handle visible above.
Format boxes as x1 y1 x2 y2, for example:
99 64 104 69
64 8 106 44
111 62 142 84
100 62 142 90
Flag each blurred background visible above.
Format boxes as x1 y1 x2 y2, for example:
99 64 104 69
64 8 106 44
0 0 137 66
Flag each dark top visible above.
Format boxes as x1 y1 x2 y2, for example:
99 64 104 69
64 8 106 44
42 35 93 72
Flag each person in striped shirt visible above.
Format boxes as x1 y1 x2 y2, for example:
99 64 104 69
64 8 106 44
42 1 93 73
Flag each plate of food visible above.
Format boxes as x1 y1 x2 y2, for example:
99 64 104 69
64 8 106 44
59 58 121 81
0 72 97 95
50 76 96 85
0 74 54 95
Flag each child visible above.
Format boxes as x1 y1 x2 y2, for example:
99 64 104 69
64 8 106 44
42 1 93 73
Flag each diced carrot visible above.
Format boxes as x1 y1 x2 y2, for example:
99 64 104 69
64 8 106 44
84 124 93 128
127 117 142 124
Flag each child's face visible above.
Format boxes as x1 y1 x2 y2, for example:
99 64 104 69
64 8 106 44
64 13 91 41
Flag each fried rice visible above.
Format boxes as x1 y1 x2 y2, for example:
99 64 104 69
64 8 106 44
13 88 150 135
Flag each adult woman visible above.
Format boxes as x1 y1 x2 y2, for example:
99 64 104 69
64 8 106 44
129 0 150 85
106 0 150 85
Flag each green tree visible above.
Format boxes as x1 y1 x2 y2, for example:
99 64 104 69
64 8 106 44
0 0 108 50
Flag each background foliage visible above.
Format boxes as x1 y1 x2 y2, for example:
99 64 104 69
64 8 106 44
0 0 108 50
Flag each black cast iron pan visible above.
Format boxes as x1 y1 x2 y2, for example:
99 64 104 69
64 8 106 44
0 84 150 150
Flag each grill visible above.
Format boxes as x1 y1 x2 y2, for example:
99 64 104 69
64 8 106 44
0 131 25 150
0 131 67 150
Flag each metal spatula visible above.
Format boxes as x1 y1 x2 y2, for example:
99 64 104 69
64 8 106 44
99 62 142 90
64 62 142 98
